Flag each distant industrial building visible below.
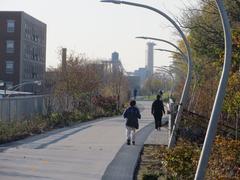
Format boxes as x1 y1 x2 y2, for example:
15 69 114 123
111 51 119 62
0 11 46 92
111 51 125 73
133 67 147 86
127 75 141 96
131 42 156 87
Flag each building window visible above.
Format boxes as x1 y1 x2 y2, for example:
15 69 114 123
7 20 15 33
6 40 14 53
6 61 14 74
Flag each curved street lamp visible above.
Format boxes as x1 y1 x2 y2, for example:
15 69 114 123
194 0 232 179
101 0 193 147
6 80 42 97
154 66 175 97
140 36 199 120
155 66 186 137
9 80 41 91
5 80 42 121
136 36 187 61
155 48 187 62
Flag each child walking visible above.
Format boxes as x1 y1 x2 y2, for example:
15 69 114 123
123 100 141 145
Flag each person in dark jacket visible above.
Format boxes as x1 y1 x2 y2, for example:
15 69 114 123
123 100 141 145
151 95 165 130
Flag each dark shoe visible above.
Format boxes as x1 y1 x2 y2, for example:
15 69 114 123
132 141 135 145
127 139 130 145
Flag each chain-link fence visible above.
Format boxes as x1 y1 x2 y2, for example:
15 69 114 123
0 95 48 121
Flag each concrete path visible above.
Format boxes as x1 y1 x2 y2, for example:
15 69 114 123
144 118 169 146
102 116 169 180
0 101 164 180
144 126 169 146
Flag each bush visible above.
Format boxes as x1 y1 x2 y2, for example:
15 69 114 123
137 137 240 179
92 95 117 113
137 145 168 179
142 174 158 180
0 117 48 144
0 102 123 145
206 136 240 179
164 140 200 179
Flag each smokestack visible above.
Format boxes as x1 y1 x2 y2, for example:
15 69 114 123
146 42 156 77
62 48 67 74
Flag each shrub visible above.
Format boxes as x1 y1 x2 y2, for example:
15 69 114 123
0 117 48 144
137 138 240 179
142 174 158 180
92 95 117 113
164 140 200 179
206 136 240 179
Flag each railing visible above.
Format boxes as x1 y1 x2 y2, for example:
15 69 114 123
0 95 48 121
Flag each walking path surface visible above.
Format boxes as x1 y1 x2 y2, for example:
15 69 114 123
144 124 169 145
0 101 169 180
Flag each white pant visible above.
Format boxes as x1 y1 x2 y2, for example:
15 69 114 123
126 126 136 141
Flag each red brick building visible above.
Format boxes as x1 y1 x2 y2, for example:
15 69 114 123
0 11 46 92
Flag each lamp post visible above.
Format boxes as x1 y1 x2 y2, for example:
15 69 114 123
7 80 41 97
139 36 199 118
154 66 175 97
9 80 41 91
6 80 42 121
155 65 187 102
155 66 184 137
136 36 189 94
137 37 189 99
0 82 7 97
155 48 187 62
101 0 193 147
136 36 187 63
161 65 187 79
194 0 232 179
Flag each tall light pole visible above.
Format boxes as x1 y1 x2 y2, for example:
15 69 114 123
136 36 189 93
6 80 41 97
194 0 232 179
138 37 189 100
155 48 187 62
161 65 187 78
9 81 41 91
136 36 187 63
154 48 190 96
154 66 175 97
6 80 42 121
137 36 198 112
101 0 193 147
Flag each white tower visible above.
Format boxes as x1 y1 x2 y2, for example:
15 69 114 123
146 42 156 77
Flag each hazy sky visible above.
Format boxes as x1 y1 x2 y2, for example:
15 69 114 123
0 0 197 72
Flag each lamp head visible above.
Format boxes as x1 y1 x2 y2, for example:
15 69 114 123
34 80 42 86
155 48 163 51
101 0 122 4
135 36 147 40
0 81 4 87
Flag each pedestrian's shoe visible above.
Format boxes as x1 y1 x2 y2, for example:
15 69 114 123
132 141 135 145
127 139 130 145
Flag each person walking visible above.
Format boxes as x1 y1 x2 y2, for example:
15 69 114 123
123 100 141 145
151 94 165 131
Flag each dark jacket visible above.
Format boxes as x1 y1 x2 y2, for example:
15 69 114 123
123 106 141 129
151 99 165 116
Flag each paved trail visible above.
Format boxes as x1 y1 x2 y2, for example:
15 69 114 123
0 101 159 180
